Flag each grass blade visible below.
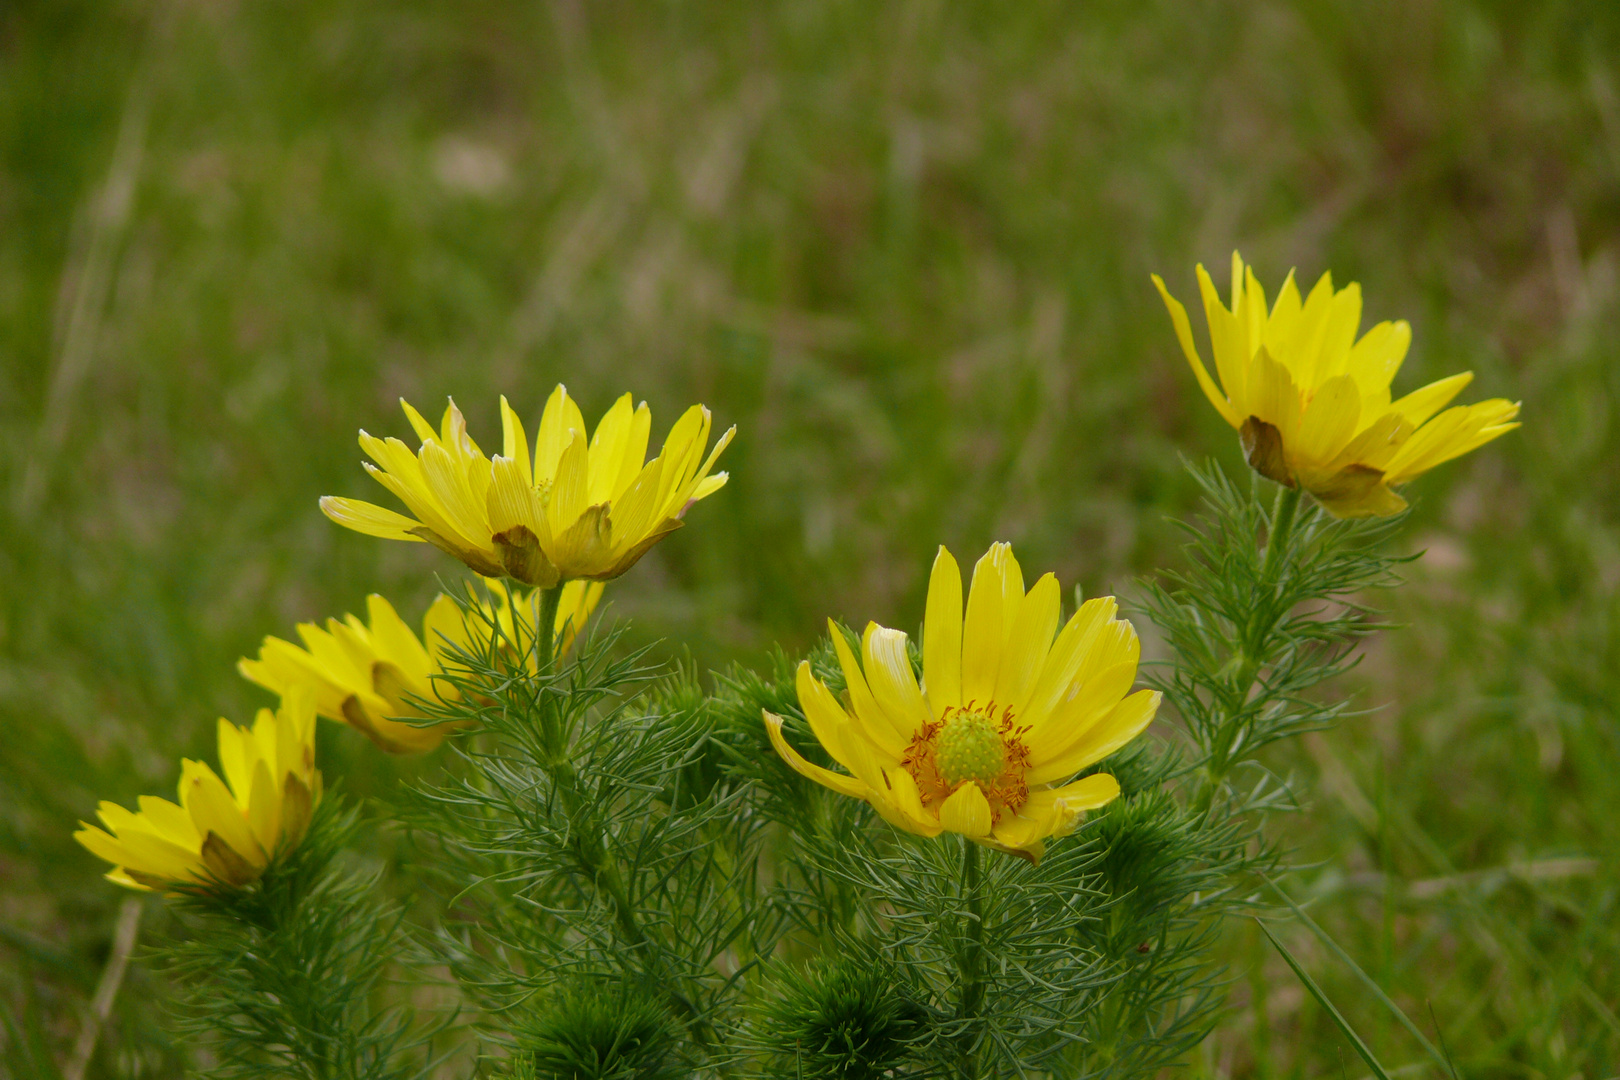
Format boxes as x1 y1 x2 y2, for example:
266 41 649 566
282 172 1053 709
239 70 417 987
1264 874 1454 1074
1256 917 1391 1080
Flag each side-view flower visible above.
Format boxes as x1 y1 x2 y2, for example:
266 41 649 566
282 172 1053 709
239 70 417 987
319 386 734 585
74 691 322 891
1153 251 1520 517
765 542 1159 862
238 580 602 753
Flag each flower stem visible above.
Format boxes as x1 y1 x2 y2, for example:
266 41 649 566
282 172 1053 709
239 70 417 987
1260 484 1302 587
957 837 986 1079
535 582 563 673
1199 483 1305 808
533 583 566 756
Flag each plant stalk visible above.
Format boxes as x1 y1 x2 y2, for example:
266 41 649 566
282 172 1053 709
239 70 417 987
1260 483 1302 588
526 589 724 1065
1199 483 1304 807
536 582 563 673
957 837 986 1079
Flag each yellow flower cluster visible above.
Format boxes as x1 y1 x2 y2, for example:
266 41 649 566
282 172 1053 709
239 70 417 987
1154 252 1520 517
79 306 1522 894
75 692 321 891
320 386 733 586
238 579 601 753
766 544 1159 862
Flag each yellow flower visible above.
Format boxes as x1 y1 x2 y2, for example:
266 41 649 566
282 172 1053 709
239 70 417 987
765 543 1159 862
75 691 322 892
1153 253 1521 517
320 388 734 585
238 580 602 753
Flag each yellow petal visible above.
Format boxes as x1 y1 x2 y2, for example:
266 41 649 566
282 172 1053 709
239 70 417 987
1019 597 1118 736
612 403 653 501
827 627 908 760
1313 281 1362 383
866 768 943 838
679 424 735 510
764 710 867 798
652 405 711 516
318 497 426 541
76 823 197 883
1294 373 1362 469
499 395 533 487
136 796 200 848
1326 411 1409 472
547 503 614 579
860 624 933 742
534 384 587 483
1153 273 1241 428
938 782 993 837
1383 399 1521 483
1244 347 1299 448
993 774 1120 851
366 594 433 683
997 572 1060 714
297 620 364 686
1390 371 1474 428
961 543 1020 706
796 660 860 768
556 580 604 656
1196 263 1250 417
1263 268 1303 351
1238 260 1269 360
279 687 318 781
216 718 252 800
587 394 637 506
400 398 439 445
359 436 460 538
921 546 963 715
419 439 491 545
1285 270 1338 389
245 758 280 854
1046 772 1122 813
1025 689 1160 786
103 869 152 892
690 472 728 501
1027 658 1140 766
1346 319 1411 403
1074 616 1139 685
546 428 591 538
422 593 471 663
989 799 1058 851
601 456 667 552
488 455 544 536
879 766 942 836
440 398 483 460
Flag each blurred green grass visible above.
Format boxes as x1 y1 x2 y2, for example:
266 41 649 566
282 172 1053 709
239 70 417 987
2 0 1618 1075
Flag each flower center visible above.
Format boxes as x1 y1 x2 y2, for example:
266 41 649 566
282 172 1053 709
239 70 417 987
902 703 1032 822
934 710 1007 789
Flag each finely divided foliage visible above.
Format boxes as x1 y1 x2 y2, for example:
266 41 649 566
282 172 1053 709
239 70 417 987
66 339 1507 1077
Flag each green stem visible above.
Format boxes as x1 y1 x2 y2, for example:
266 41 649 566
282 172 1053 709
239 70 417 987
529 583 727 1068
1199 484 1304 807
1259 484 1302 589
533 583 565 756
957 837 985 1079
535 582 563 673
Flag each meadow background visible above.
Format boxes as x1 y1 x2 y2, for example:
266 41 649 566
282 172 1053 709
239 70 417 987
3 1 1619 1076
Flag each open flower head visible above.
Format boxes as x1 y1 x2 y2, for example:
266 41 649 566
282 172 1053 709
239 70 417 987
320 388 733 585
1153 252 1520 517
765 543 1159 862
75 691 322 892
238 580 601 753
